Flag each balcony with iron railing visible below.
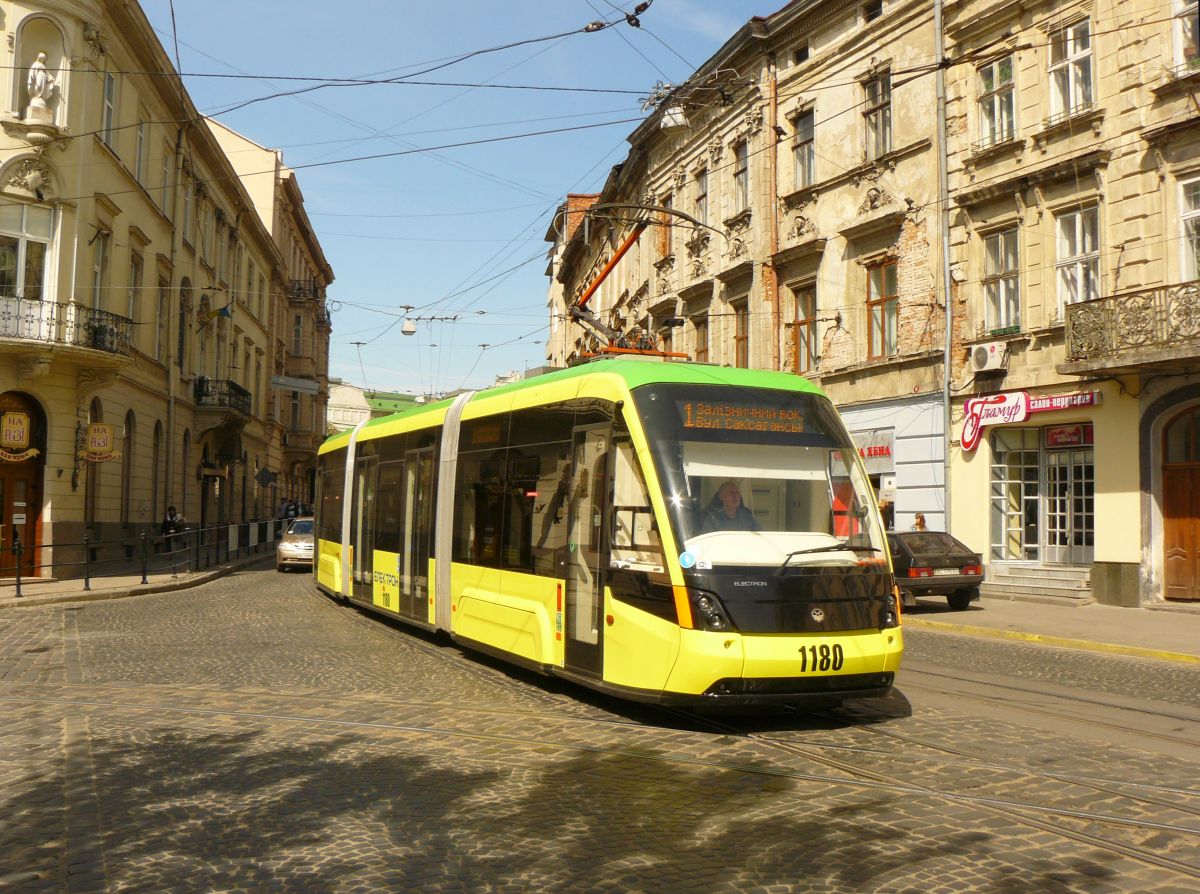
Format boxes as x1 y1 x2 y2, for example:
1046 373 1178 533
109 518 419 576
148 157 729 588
0 295 133 357
288 279 322 300
193 376 252 416
1060 280 1200 374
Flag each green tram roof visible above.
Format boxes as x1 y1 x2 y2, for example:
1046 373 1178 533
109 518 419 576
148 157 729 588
318 359 825 455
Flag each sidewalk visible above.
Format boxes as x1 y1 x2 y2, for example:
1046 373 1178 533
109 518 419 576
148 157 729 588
903 596 1200 665
0 550 275 610
3 560 1199 665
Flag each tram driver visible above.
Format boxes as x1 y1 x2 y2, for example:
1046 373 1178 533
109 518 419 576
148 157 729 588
702 479 761 532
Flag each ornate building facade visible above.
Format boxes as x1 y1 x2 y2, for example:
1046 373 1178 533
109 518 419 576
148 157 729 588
0 1 332 579
943 0 1200 605
547 0 948 537
547 0 1200 605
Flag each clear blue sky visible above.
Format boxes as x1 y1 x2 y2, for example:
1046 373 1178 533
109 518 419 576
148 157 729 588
142 1 776 396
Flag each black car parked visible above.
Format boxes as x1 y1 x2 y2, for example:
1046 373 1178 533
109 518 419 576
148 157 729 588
887 531 984 611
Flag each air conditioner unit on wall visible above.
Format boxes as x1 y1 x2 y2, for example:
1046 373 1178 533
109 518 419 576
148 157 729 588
970 341 1007 373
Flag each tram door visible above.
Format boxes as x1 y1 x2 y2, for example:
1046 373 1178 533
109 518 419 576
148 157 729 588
352 454 378 601
563 424 611 676
402 447 436 620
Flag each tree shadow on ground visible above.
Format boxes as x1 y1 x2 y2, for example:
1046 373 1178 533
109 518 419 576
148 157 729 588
0 712 1130 893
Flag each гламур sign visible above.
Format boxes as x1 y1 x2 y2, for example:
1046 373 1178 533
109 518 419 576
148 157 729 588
961 390 1102 452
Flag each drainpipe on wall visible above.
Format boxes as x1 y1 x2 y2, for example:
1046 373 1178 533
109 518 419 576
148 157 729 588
935 0 953 531
765 50 782 371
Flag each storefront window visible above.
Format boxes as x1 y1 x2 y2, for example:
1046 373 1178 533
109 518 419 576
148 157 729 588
989 428 1039 561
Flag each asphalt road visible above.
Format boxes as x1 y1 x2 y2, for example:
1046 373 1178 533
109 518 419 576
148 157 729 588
2 566 1198 893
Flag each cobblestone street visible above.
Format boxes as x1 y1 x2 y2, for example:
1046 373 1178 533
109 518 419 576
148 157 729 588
2 567 1198 893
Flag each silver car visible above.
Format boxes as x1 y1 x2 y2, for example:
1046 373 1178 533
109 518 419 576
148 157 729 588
277 516 315 572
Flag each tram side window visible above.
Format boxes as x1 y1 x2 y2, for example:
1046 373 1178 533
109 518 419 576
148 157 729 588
611 438 664 572
454 417 510 568
318 460 345 542
509 404 576 576
376 460 405 552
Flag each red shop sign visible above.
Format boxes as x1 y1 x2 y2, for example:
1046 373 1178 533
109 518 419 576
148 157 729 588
1044 423 1093 448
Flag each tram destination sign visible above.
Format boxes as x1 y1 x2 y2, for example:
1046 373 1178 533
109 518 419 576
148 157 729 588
678 399 806 434
961 389 1101 452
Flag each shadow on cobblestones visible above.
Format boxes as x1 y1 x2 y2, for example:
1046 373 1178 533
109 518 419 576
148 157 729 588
0 711 1132 892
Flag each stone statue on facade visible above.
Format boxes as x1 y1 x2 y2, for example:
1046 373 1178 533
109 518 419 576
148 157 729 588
25 53 57 123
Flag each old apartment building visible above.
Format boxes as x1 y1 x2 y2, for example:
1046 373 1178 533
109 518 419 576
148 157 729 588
548 0 949 534
547 0 1200 605
943 0 1200 605
0 1 332 580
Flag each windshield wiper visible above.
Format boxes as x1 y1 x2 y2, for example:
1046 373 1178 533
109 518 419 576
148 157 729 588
775 543 881 576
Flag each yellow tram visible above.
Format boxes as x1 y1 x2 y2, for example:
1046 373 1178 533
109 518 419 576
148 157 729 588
315 359 902 706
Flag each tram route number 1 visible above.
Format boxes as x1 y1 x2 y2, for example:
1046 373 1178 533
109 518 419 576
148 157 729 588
799 643 844 672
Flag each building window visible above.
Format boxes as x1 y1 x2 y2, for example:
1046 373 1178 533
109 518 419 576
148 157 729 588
121 411 135 525
181 429 190 519
793 42 810 66
91 231 109 309
290 390 301 431
101 72 116 148
1055 206 1099 313
0 201 52 299
658 192 673 258
789 284 817 374
692 314 709 363
128 252 143 320
733 302 749 368
1183 178 1200 280
1176 1 1199 70
257 273 266 320
990 428 1039 561
134 117 147 184
293 313 304 354
867 260 898 358
152 421 163 518
160 143 174 217
1049 20 1093 119
863 73 891 160
694 169 708 226
156 279 169 363
733 142 749 212
983 227 1020 332
978 57 1015 148
182 179 193 243
86 399 102 527
863 0 884 23
793 108 815 189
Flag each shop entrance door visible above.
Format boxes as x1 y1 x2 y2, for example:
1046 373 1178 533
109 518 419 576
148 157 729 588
1043 447 1094 565
0 464 38 578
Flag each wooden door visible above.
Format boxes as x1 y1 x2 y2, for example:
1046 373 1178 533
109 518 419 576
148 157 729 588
0 463 38 578
1163 466 1200 600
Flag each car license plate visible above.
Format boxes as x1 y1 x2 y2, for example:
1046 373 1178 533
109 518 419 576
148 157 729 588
933 568 960 575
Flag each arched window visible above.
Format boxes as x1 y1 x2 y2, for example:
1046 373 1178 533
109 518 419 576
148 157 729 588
1164 406 1200 465
85 398 102 527
152 421 163 517
121 410 135 524
181 428 191 519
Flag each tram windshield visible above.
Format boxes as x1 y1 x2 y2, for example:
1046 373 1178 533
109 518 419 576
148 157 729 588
633 383 885 569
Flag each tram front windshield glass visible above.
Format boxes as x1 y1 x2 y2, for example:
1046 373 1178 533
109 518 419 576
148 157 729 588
633 383 885 569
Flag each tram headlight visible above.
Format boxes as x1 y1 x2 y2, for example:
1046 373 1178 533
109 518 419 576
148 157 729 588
690 591 732 632
880 589 900 629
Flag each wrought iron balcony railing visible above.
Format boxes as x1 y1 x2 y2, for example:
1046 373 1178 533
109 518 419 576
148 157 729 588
193 377 252 415
288 279 322 300
1065 280 1200 362
0 295 133 356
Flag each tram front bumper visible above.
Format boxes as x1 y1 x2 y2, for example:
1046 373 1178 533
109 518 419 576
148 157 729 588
662 627 903 706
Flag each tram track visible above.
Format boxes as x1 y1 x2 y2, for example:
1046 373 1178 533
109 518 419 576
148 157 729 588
3 678 1199 879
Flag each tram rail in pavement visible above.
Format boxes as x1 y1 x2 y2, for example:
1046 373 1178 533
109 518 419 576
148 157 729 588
4 563 1198 665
